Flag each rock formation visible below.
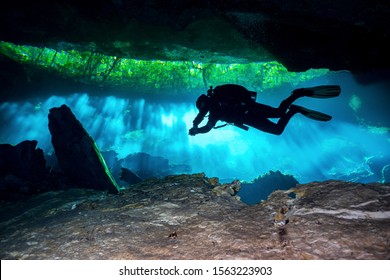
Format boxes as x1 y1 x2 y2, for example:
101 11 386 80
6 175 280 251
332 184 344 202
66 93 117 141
0 140 49 199
121 152 192 180
1 0 389 101
239 170 299 204
119 167 143 185
0 140 47 181
48 104 120 193
0 174 388 259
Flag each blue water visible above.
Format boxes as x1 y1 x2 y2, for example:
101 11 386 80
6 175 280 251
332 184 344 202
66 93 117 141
1 71 389 184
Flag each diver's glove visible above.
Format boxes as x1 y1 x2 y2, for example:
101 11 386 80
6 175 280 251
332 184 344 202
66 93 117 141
189 127 198 136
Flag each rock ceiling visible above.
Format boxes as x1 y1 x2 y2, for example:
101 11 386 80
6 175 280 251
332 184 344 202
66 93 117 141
1 0 389 72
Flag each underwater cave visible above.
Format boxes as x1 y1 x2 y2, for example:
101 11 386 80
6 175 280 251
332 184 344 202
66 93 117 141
0 0 390 261
1 32 390 199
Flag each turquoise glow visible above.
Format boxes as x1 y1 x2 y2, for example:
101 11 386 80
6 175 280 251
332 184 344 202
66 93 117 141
1 71 389 184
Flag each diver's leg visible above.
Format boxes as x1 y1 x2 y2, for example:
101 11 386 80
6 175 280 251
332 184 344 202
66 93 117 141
249 103 280 118
273 109 298 134
276 93 302 115
243 109 297 135
250 93 302 118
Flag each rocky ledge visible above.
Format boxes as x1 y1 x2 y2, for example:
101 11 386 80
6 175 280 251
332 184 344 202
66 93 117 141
0 174 389 259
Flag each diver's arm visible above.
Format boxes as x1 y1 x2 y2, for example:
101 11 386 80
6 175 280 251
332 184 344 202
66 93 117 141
197 119 216 133
189 109 208 136
189 118 217 135
193 109 208 127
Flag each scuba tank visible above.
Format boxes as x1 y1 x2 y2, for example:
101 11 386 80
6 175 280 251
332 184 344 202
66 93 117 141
208 85 253 131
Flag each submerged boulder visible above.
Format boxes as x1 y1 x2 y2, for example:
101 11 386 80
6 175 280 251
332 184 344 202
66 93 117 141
121 152 192 179
121 152 170 179
0 140 49 199
120 167 143 185
239 170 299 204
0 140 47 181
48 104 120 193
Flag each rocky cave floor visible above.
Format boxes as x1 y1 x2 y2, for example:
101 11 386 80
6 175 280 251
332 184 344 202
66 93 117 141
0 174 389 260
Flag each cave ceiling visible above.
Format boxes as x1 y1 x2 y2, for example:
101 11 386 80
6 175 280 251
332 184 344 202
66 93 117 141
0 0 389 99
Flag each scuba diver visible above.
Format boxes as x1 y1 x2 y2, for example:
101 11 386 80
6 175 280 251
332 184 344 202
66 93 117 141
188 84 341 136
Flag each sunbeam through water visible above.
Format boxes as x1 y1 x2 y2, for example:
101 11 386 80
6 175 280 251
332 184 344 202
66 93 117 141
1 71 389 185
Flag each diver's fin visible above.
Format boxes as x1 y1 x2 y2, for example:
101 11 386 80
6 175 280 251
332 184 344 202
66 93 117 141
291 105 332 121
293 85 341 98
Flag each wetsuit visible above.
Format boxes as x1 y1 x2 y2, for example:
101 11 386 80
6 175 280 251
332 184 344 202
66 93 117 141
192 84 301 135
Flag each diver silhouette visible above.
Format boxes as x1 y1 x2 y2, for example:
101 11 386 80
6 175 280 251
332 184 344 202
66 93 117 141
189 84 341 136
